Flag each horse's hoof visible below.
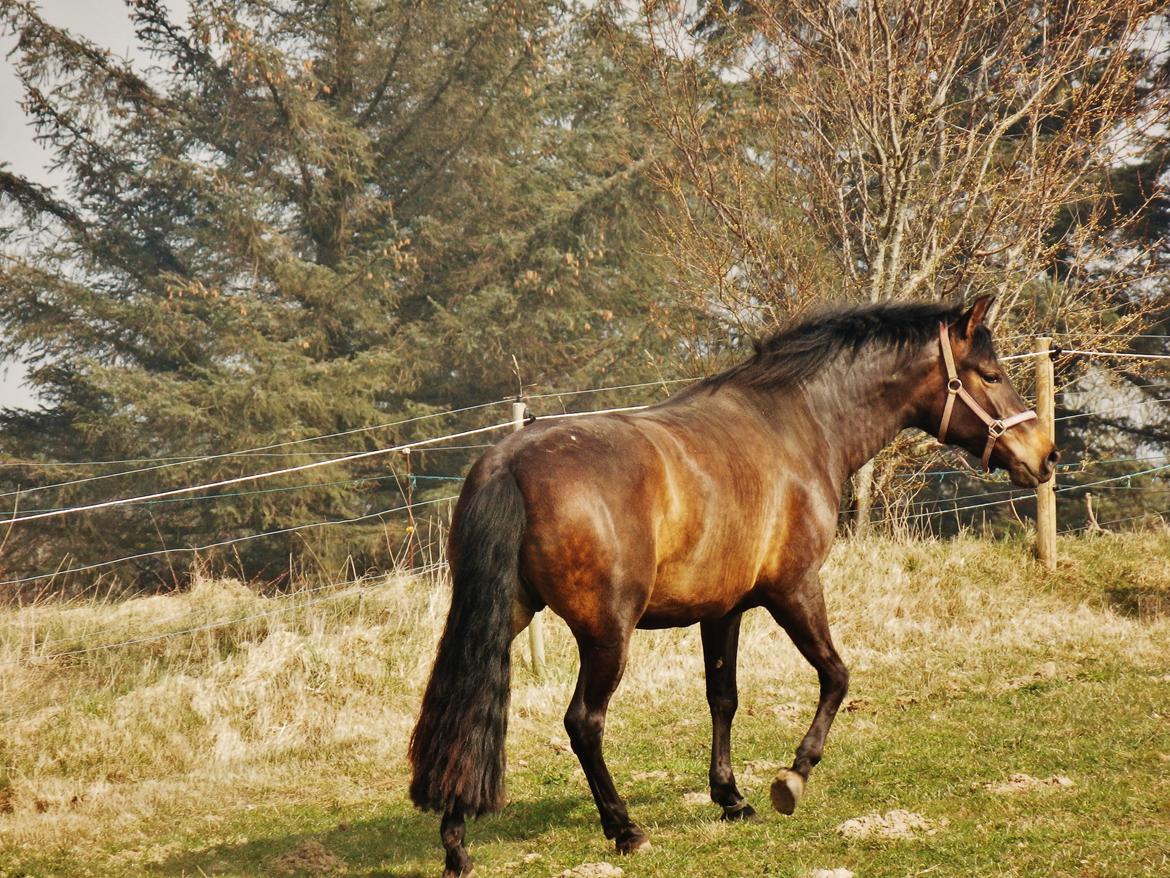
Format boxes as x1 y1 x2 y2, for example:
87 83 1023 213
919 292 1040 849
615 827 652 855
770 768 805 815
720 801 757 821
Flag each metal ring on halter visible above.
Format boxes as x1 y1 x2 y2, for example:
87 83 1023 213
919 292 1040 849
988 420 1006 438
947 377 963 392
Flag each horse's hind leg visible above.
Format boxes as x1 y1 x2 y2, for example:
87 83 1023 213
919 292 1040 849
700 612 755 821
564 633 649 854
763 574 849 815
440 810 472 878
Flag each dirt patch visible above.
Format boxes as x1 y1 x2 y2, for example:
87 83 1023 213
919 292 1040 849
770 700 806 718
984 773 1073 794
1108 585 1170 618
268 840 344 876
836 809 942 839
744 758 783 773
1006 661 1059 690
632 769 684 782
810 870 854 878
682 791 710 805
736 759 781 785
548 736 574 754
557 863 624 878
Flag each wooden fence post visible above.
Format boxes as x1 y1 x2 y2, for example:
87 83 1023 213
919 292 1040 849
1035 337 1057 568
1085 492 1101 533
514 398 546 676
402 448 416 569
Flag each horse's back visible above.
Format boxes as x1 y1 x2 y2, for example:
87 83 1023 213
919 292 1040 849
466 402 777 630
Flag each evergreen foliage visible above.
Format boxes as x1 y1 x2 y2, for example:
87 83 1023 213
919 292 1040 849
0 0 674 587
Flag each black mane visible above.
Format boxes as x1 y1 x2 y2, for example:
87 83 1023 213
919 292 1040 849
703 300 980 391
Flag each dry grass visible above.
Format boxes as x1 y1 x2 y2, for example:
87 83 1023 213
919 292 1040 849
0 532 1168 875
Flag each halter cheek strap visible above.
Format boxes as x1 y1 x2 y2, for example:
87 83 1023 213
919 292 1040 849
937 322 1037 471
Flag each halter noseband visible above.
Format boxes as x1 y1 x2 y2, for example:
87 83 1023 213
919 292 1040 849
937 322 1037 471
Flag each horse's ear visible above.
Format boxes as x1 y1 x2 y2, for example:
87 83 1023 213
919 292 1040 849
955 294 995 339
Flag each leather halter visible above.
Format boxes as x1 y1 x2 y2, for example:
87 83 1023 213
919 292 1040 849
937 322 1037 471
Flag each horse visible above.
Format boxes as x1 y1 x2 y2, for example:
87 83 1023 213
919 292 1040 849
408 296 1058 877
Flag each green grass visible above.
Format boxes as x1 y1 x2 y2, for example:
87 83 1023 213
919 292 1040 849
1 533 1168 877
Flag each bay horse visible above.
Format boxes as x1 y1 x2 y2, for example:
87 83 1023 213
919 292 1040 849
409 297 1057 876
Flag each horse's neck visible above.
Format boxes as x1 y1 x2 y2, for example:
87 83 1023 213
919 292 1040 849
792 346 930 485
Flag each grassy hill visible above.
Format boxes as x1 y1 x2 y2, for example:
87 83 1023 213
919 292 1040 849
1 533 1168 877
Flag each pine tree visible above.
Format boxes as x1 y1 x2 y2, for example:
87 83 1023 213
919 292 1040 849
0 0 674 589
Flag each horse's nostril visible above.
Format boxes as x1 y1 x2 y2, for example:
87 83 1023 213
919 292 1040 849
1047 448 1060 465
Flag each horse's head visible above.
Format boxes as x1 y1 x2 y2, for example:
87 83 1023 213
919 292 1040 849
926 296 1058 488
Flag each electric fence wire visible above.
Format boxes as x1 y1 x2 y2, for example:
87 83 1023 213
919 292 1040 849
4 361 1170 587
0 377 692 492
0 403 651 527
863 460 1170 527
11 348 1170 666
0 493 461 588
0 398 507 501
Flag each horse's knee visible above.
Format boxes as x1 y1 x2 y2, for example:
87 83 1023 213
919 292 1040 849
707 692 738 720
821 661 849 701
564 705 604 751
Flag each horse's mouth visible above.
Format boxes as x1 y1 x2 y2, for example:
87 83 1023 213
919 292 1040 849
1007 460 1046 489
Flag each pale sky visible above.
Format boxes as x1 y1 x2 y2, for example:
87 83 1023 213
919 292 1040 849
1 1 185 408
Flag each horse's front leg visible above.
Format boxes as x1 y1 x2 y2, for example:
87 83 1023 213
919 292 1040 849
700 612 755 821
762 573 850 814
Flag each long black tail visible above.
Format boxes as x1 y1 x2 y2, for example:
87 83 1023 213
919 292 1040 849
408 469 525 816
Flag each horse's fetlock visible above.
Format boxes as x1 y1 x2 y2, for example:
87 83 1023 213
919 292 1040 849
794 746 821 769
709 766 737 796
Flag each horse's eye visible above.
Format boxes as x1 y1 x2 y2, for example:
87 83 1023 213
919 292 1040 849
981 372 1001 384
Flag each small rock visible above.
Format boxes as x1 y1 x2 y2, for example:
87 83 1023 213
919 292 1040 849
548 736 573 754
632 770 669 781
810 870 855 878
984 773 1073 794
557 863 624 878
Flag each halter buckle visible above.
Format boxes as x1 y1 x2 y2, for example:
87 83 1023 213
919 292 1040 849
988 420 1006 438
